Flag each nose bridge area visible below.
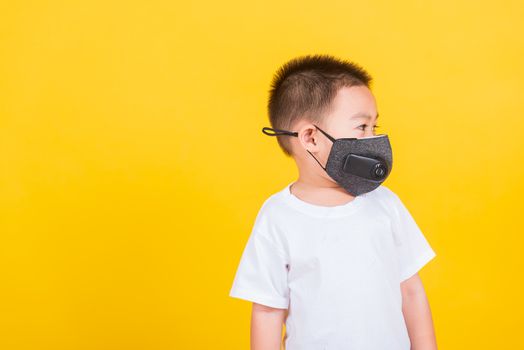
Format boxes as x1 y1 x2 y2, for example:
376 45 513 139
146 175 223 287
365 128 375 138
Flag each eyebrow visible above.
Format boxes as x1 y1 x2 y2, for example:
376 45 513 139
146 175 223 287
350 112 379 120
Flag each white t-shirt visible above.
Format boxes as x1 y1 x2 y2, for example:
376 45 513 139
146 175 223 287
229 182 437 350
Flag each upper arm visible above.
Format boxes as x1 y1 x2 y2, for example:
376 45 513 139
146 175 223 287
400 272 426 297
253 302 287 313
251 302 289 324
251 302 287 329
251 302 287 349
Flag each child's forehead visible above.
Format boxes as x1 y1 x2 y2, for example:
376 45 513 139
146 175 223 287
349 111 380 120
328 86 379 120
333 85 377 107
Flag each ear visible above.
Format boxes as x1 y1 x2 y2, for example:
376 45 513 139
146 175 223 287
296 123 322 153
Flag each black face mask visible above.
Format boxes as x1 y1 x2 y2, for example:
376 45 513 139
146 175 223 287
262 124 393 196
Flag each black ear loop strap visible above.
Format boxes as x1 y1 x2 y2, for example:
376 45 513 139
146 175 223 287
261 125 334 171
261 127 298 137
311 125 336 143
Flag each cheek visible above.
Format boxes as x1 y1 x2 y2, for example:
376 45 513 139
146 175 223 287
337 126 363 139
351 129 366 138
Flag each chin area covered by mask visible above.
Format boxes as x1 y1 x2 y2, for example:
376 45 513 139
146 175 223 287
262 124 393 196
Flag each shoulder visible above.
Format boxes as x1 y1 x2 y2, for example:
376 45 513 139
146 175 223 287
256 184 293 215
367 184 400 205
250 186 291 233
255 190 285 217
245 188 292 256
363 184 405 217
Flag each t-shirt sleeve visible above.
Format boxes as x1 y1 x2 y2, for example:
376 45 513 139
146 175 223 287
389 191 437 283
229 229 290 309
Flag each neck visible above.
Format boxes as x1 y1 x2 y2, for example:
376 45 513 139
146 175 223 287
290 174 357 207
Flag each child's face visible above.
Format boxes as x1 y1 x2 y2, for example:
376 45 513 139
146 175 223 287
323 85 379 139
291 85 380 173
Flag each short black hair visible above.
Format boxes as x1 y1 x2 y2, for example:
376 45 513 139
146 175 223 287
267 54 373 156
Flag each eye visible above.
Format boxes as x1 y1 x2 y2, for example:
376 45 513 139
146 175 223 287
357 124 380 131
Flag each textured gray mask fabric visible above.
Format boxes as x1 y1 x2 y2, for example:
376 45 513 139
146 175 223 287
262 124 393 196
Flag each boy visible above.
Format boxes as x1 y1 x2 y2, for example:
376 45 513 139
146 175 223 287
229 54 437 350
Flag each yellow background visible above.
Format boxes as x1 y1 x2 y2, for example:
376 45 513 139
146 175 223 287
1 1 523 349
